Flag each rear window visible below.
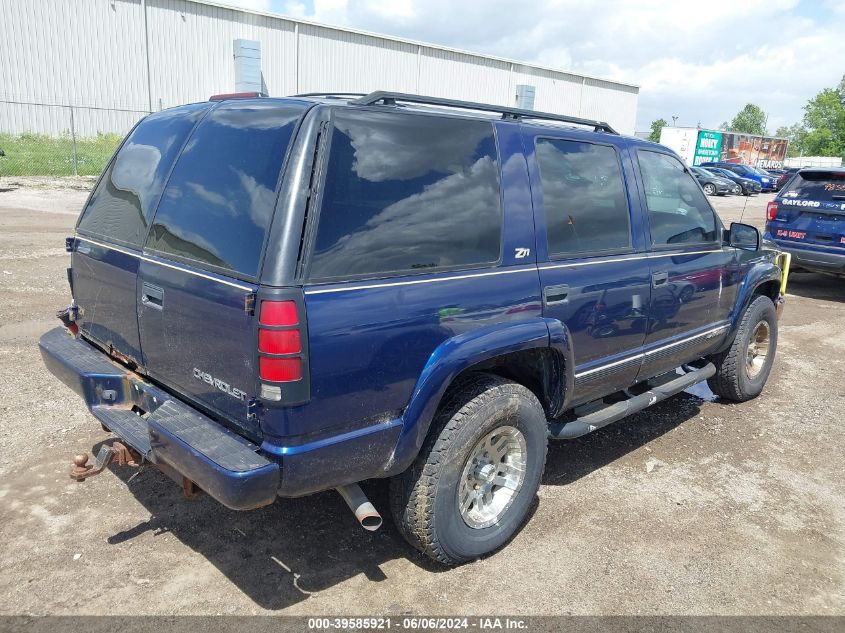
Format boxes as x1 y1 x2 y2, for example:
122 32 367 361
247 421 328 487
146 100 305 278
76 103 210 248
307 109 502 281
781 171 845 201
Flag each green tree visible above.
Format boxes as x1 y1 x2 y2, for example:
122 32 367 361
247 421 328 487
775 123 809 157
801 87 845 157
648 118 667 142
729 104 768 135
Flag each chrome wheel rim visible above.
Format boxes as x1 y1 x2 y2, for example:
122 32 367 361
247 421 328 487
746 320 770 379
458 426 527 529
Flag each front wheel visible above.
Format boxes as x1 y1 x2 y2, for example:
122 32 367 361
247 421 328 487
708 295 778 401
389 373 548 565
703 183 716 195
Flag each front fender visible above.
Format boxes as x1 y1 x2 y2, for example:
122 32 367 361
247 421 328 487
723 256 782 345
384 318 572 475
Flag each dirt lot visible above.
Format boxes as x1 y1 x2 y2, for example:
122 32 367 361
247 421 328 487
0 181 843 616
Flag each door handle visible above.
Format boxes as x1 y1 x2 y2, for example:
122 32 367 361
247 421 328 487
543 284 570 305
651 271 669 288
141 282 164 310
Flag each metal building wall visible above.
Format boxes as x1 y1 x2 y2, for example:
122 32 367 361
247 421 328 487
0 0 639 136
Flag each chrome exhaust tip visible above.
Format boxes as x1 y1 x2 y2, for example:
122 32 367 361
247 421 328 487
336 483 382 531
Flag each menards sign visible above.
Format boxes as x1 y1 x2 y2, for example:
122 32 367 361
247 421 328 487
692 130 788 170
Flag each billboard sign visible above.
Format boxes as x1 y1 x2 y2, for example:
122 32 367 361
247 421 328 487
692 131 722 166
719 133 788 170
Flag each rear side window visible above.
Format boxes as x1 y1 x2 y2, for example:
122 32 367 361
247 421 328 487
637 151 718 246
781 171 845 201
535 138 631 255
76 103 209 248
307 109 502 281
147 101 305 277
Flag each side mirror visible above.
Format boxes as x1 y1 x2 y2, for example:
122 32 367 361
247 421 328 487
729 222 760 251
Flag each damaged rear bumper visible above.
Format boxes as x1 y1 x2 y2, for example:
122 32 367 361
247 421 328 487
38 327 279 510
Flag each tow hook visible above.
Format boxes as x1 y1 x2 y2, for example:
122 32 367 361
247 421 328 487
70 441 140 481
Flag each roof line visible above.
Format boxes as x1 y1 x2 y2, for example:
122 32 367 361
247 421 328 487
184 0 640 91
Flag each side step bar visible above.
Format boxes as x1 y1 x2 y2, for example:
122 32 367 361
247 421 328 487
549 363 716 440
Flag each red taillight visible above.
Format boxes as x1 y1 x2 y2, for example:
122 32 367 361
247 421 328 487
258 299 304 386
258 329 301 354
260 357 302 382
259 300 298 326
766 201 778 221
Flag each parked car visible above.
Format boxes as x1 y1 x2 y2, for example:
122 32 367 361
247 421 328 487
691 167 739 195
700 161 778 191
777 167 803 190
765 167 845 275
40 91 788 566
703 167 761 196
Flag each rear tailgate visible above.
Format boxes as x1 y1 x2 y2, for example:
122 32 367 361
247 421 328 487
137 100 307 440
772 170 845 247
72 104 210 365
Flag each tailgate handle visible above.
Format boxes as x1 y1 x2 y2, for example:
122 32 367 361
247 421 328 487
544 284 570 305
141 283 164 310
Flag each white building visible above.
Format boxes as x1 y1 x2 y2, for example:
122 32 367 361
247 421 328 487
0 0 640 137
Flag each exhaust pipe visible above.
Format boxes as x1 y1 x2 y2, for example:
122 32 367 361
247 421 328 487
336 483 382 531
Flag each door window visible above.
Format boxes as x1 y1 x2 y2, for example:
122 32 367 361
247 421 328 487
535 138 631 255
637 151 719 246
307 109 502 281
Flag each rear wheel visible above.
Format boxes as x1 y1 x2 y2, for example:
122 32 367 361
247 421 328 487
708 295 778 401
389 373 547 566
703 183 716 195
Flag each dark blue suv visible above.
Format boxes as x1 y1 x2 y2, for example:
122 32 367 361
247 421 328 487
765 167 845 275
40 91 788 565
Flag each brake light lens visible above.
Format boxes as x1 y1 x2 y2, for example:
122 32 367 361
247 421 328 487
766 200 778 221
258 329 301 354
260 300 298 326
259 357 302 382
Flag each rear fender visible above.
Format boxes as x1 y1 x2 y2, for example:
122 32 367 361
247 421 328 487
384 319 573 475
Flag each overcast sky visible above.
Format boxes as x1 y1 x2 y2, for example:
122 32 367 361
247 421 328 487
223 0 845 134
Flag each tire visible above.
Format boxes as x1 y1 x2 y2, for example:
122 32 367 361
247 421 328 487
708 295 778 401
389 373 548 565
703 183 716 195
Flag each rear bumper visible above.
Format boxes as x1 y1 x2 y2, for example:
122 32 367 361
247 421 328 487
771 240 845 274
38 327 280 510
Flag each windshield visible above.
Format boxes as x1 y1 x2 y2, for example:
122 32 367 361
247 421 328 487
781 171 845 201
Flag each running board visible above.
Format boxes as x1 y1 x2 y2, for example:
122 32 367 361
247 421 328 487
549 363 716 440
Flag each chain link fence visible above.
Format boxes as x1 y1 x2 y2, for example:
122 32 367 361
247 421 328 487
0 100 149 178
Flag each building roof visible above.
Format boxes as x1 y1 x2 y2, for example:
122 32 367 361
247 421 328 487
194 0 639 91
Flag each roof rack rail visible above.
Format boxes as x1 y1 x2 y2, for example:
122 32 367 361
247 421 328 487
293 92 368 99
351 91 619 135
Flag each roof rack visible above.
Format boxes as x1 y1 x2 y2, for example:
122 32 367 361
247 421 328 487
351 91 619 135
293 92 368 99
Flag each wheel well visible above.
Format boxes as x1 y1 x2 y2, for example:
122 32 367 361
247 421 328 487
445 349 565 419
753 280 780 302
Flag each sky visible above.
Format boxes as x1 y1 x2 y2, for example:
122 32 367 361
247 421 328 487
221 0 845 134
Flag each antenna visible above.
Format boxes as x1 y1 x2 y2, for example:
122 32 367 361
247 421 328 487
738 192 750 225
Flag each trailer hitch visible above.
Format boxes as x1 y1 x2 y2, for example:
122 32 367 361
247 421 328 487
70 441 141 481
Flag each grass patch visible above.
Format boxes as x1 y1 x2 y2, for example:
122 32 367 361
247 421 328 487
0 132 123 176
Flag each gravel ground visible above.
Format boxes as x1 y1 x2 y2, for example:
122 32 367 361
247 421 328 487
0 182 842 616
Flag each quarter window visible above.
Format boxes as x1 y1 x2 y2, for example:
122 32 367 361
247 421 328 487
76 103 210 248
535 138 631 255
638 151 718 246
308 109 502 281
147 101 305 277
